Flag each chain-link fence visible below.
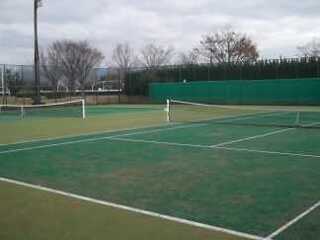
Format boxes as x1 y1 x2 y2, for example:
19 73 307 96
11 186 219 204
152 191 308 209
0 64 145 105
1 57 320 105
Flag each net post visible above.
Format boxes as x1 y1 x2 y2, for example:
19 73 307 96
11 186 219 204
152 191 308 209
166 99 170 122
81 99 86 119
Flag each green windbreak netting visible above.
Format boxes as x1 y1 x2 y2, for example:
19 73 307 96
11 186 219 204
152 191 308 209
150 78 320 105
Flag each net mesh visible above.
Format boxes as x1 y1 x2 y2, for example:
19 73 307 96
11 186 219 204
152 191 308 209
168 100 320 128
0 100 85 119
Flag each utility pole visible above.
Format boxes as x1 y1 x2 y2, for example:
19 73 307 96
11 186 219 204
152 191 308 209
33 0 42 104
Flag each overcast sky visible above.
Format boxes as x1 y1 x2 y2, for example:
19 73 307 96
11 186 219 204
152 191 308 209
1 0 320 65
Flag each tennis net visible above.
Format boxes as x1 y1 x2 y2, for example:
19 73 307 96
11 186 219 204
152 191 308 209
167 100 320 128
0 99 86 119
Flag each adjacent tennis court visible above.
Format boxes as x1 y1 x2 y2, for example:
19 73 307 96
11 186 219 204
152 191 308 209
0 103 319 240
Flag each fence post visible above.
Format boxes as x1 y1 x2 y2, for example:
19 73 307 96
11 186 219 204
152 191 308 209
317 58 320 78
3 64 7 105
1 64 4 104
118 68 121 104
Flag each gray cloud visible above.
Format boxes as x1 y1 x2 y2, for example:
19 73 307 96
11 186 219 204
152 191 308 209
0 0 320 64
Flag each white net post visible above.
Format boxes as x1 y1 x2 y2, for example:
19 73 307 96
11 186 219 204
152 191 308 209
82 99 86 119
166 99 171 122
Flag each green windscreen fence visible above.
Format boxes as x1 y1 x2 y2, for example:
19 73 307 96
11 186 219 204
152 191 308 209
150 78 320 105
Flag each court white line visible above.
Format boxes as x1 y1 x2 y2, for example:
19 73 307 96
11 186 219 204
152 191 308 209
0 123 207 155
112 123 208 138
264 200 320 240
0 137 114 155
109 138 320 159
2 130 319 159
111 137 211 149
220 111 291 123
303 121 320 128
0 122 175 147
0 177 264 240
212 128 293 147
215 146 320 159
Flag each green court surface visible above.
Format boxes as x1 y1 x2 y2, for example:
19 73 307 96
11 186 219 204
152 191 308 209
0 104 319 239
275 207 320 240
0 105 165 144
0 181 244 240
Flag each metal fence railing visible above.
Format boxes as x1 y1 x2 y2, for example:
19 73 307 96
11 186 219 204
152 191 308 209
0 64 131 105
1 57 320 105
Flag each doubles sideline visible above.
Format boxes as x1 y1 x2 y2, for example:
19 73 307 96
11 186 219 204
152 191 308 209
0 177 264 240
264 200 320 240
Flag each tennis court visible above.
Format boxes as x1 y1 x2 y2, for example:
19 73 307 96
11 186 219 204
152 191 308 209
0 103 319 240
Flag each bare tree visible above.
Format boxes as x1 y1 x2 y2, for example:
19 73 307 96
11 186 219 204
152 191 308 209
177 50 200 65
195 27 259 64
49 40 104 95
140 43 174 68
76 42 105 94
112 42 136 80
112 42 136 70
41 48 63 99
297 38 320 57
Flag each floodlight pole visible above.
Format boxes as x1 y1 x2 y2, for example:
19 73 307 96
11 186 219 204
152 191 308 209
33 0 42 105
